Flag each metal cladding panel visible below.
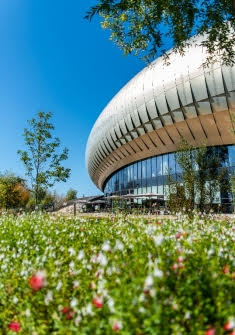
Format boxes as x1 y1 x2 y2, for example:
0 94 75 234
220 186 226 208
184 105 198 119
145 122 154 132
173 110 185 122
143 65 154 101
125 114 134 132
211 96 228 112
165 87 180 111
146 99 158 119
135 73 145 107
222 65 235 91
197 101 212 115
177 81 193 106
190 75 208 101
132 109 141 128
228 91 235 109
205 67 224 96
138 104 149 123
162 115 173 125
86 33 235 189
114 125 122 138
152 119 163 129
155 94 169 115
119 119 128 135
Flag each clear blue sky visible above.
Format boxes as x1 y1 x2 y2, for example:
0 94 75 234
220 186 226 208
0 0 143 197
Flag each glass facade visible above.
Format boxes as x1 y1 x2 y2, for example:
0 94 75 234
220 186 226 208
104 145 235 204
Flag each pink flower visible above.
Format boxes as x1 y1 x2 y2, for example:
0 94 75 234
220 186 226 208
92 297 103 308
224 320 235 331
205 327 215 335
28 271 46 291
178 263 184 269
112 321 123 332
8 321 21 332
172 263 178 271
175 232 183 239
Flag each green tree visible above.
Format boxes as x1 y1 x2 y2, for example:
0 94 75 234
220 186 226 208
86 0 235 65
66 188 77 201
18 112 70 206
168 139 229 213
0 173 29 210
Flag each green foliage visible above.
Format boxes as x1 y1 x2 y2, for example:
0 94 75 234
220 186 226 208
66 189 78 201
86 0 235 65
0 213 234 334
0 173 29 210
17 112 70 205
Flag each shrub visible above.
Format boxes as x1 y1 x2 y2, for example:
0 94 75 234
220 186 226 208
0 214 234 334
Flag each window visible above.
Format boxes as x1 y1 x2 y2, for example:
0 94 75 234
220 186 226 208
147 158 152 187
168 153 175 175
163 154 168 175
157 156 163 176
142 160 147 192
228 145 235 167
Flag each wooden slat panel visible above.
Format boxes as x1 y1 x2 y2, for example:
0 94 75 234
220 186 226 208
174 121 196 145
199 114 223 145
186 118 207 145
213 110 235 144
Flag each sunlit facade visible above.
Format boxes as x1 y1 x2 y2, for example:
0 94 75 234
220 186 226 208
86 35 235 209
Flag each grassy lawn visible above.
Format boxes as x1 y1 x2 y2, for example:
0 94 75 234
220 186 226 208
0 213 234 334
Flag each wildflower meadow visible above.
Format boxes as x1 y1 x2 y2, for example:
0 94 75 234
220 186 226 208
0 213 234 334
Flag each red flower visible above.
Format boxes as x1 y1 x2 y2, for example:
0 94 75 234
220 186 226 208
28 271 46 291
66 310 74 320
61 307 74 320
92 297 103 308
156 221 162 225
61 307 70 314
205 327 215 335
229 331 235 335
222 265 229 274
8 321 21 332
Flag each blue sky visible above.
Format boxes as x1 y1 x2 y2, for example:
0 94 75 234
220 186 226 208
0 0 143 197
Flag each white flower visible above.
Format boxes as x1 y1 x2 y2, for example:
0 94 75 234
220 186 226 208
153 268 163 278
145 275 154 287
69 261 75 269
102 241 111 252
13 296 18 304
68 247 76 256
153 234 164 246
74 315 82 326
73 280 79 289
97 252 108 266
107 297 115 313
70 298 78 308
56 281 62 291
185 311 191 320
44 291 53 305
25 309 31 317
77 250 85 260
114 240 124 251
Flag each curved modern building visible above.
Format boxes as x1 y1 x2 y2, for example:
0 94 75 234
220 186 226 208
86 35 235 204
